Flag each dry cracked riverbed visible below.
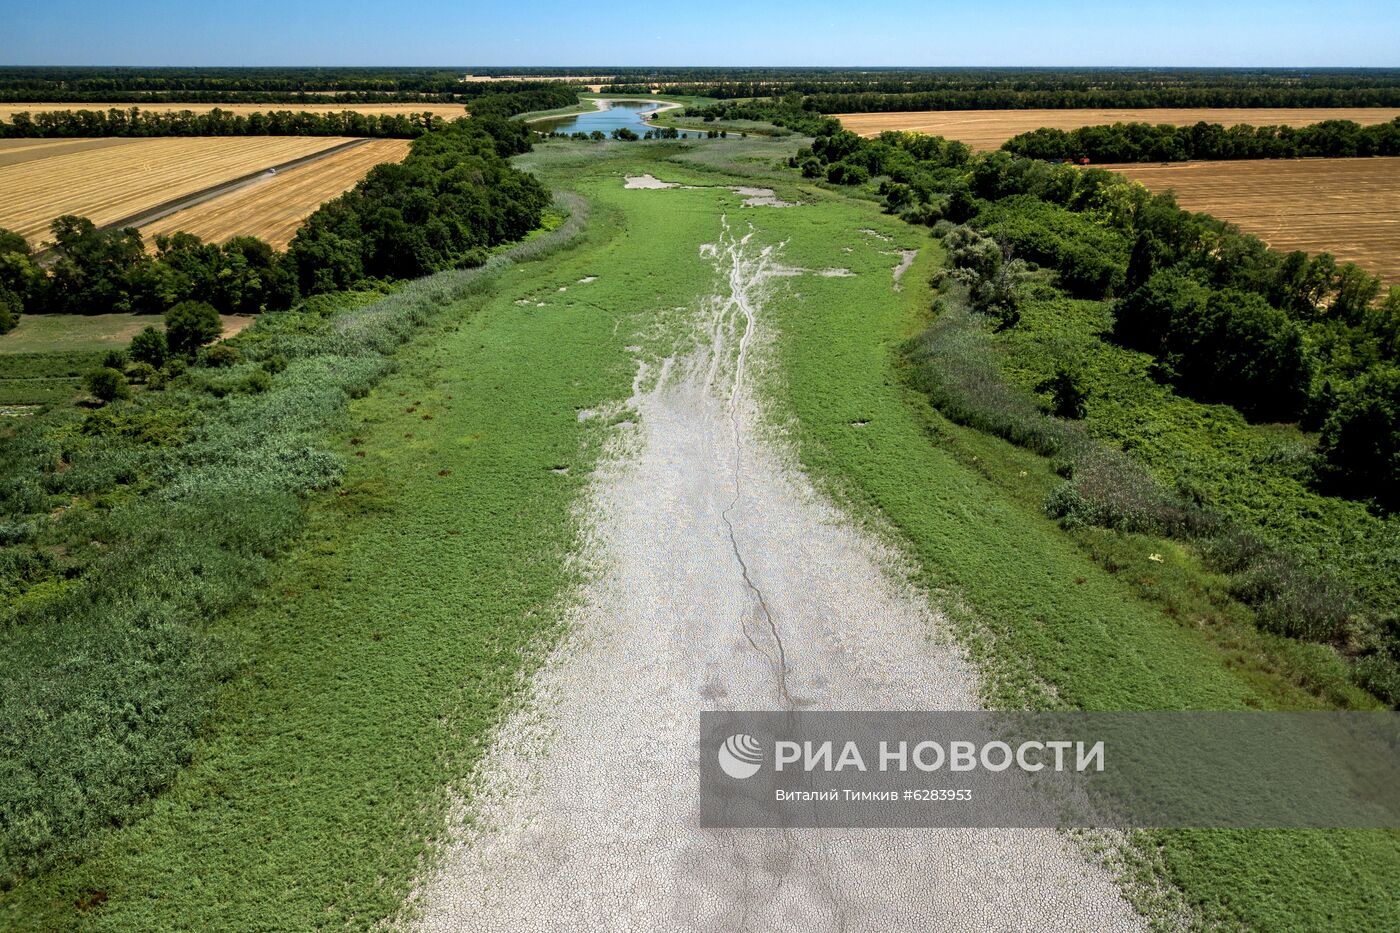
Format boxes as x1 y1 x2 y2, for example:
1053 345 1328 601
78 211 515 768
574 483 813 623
410 206 1144 931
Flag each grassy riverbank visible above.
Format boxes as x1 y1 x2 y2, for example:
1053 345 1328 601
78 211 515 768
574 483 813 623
5 133 1394 930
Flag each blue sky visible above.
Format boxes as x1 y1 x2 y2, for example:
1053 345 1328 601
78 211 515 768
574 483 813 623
3 1 1398 66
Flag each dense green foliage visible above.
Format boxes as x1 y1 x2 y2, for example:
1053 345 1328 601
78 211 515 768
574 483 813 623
0 219 297 319
0 109 556 891
1003 117 1400 162
663 67 1400 104
0 67 590 102
465 85 580 120
163 300 221 357
285 120 550 292
0 94 554 330
0 107 440 139
785 117 1400 703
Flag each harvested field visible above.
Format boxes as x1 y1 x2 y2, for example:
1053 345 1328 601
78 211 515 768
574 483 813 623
835 108 1400 150
0 101 468 121
0 136 353 245
140 138 411 249
0 137 139 167
1106 157 1400 284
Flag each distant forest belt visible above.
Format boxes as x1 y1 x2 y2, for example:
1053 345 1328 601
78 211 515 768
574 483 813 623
139 138 411 250
835 108 1400 150
1108 157 1400 284
0 136 356 245
0 101 469 120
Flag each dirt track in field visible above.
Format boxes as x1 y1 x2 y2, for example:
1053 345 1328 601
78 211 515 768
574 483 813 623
408 206 1144 932
139 138 410 249
0 136 354 245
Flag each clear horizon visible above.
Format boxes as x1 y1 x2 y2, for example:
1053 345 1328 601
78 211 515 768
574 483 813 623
3 0 1398 68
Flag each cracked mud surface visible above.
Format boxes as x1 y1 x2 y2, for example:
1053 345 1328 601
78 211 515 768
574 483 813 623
410 217 1143 932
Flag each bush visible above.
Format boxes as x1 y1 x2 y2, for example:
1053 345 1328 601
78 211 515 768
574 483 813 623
201 343 241 368
243 369 272 394
128 324 169 368
127 361 156 383
1037 365 1089 419
1115 273 1311 420
165 300 222 357
0 289 19 334
825 161 870 185
82 367 130 403
1317 366 1400 510
101 348 128 370
1229 551 1353 643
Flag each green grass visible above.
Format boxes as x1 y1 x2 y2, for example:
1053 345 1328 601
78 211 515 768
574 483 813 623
0 315 249 405
0 314 166 355
5 135 1396 930
758 197 1399 929
996 292 1399 617
0 143 750 930
0 350 105 405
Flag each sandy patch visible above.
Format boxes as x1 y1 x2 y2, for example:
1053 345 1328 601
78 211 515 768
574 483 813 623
409 216 1144 932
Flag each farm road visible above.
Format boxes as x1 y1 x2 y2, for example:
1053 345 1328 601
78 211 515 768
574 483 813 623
411 207 1143 931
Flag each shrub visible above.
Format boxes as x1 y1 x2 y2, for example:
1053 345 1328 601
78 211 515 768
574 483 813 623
1037 365 1089 419
82 367 130 403
128 324 169 368
1229 551 1353 643
1317 366 1400 510
100 348 128 370
126 361 156 383
242 369 272 394
201 343 241 368
165 300 222 357
825 161 870 185
0 288 19 334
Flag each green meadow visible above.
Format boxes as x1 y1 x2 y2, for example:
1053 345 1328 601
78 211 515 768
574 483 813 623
3 134 1395 931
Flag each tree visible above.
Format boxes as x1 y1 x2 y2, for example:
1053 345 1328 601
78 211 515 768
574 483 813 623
128 324 168 368
83 367 130 403
1037 365 1090 419
46 216 158 315
1317 366 1400 510
164 300 222 357
1113 270 1209 355
0 227 41 316
0 289 19 334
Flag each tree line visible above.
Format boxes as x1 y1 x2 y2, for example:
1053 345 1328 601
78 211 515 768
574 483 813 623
804 86 1400 113
0 97 555 332
0 68 593 104
0 107 442 139
1002 117 1400 162
782 115 1400 702
0 87 583 141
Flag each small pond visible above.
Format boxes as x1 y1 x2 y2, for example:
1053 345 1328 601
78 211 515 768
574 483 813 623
533 100 664 136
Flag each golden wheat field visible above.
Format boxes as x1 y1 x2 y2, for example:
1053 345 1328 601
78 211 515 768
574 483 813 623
835 108 1400 150
0 136 354 244
139 138 411 249
1107 157 1400 284
0 101 468 121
